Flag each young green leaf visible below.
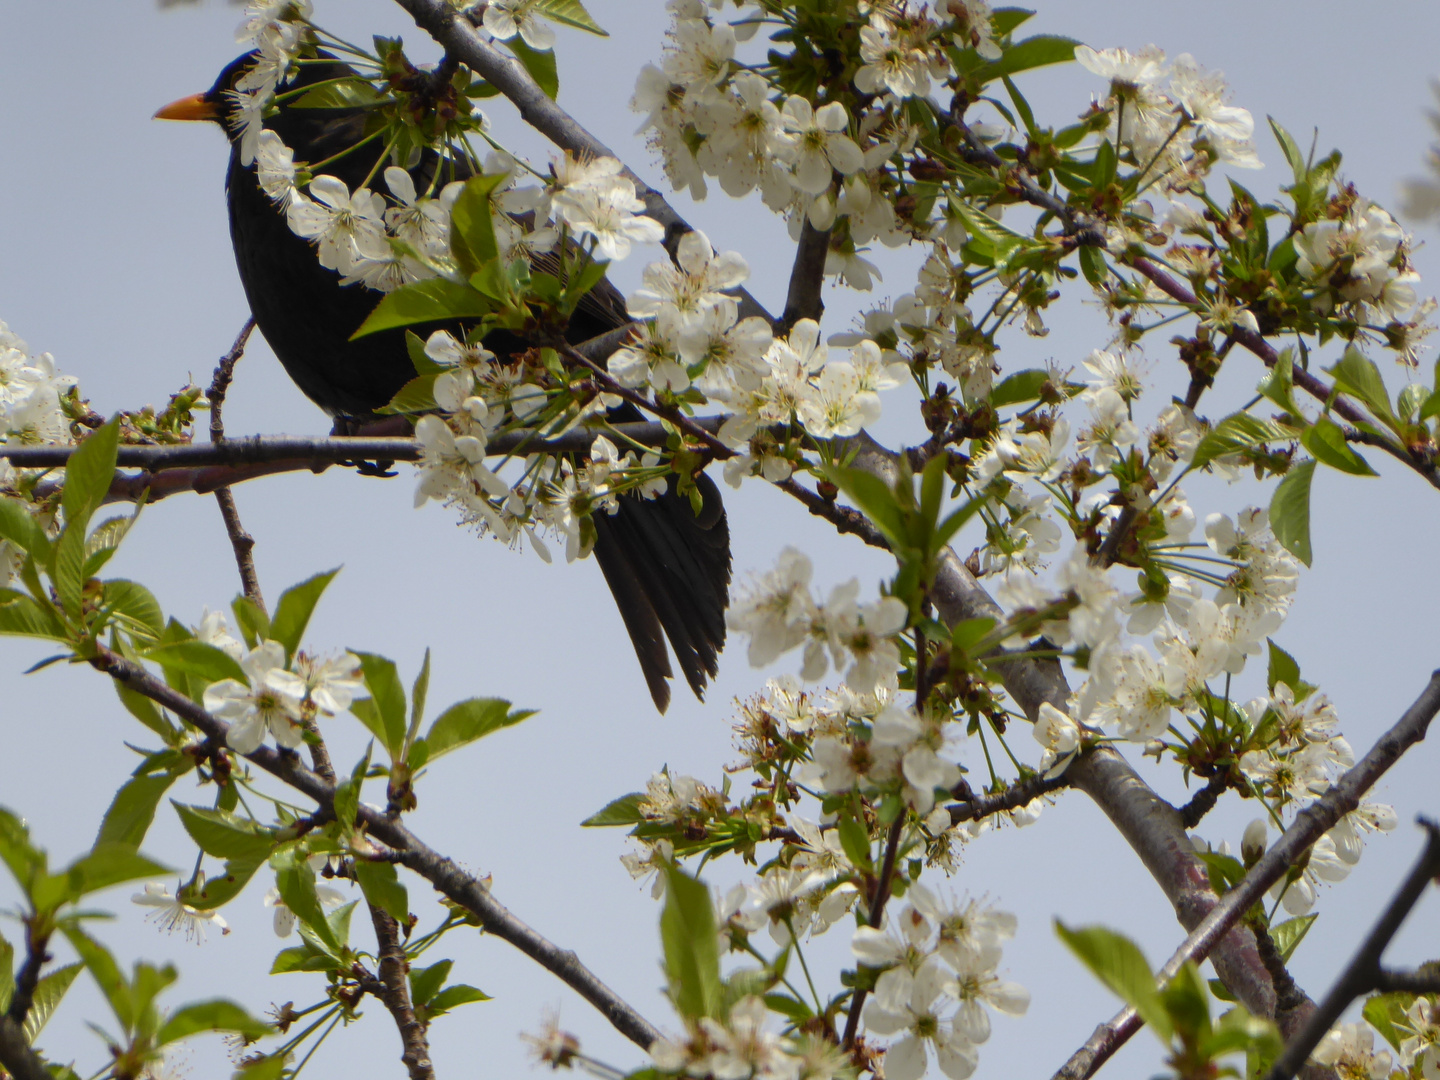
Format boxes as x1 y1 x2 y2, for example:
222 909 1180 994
141 641 247 686
269 568 340 660
354 860 409 924
96 774 180 849
1269 914 1317 962
416 698 533 764
60 418 121 541
157 1000 271 1046
1269 460 1316 566
1299 417 1376 476
1265 640 1302 696
449 174 508 276
21 962 81 1043
1191 413 1296 470
581 792 647 827
353 278 495 338
535 0 607 34
172 804 274 862
353 652 409 761
509 36 559 98
1326 348 1395 425
1055 922 1172 1041
661 864 723 1022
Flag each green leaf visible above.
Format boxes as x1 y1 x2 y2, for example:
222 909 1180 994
660 864 722 1021
115 682 175 741
1268 116 1306 185
407 648 431 754
409 959 453 1008
273 853 341 955
1191 413 1297 469
416 698 531 764
424 983 491 1016
1257 349 1298 414
233 1054 289 1080
984 368 1054 408
142 641 247 686
0 498 52 563
0 933 12 1014
353 652 408 760
353 277 495 338
763 993 813 1022
1363 992 1412 1053
354 861 409 924
1326 347 1395 425
1266 641 1301 696
970 34 1078 82
0 591 68 641
581 792 646 827
1300 417 1376 476
61 926 131 1031
1078 244 1109 286
449 174 507 277
535 0 607 34
21 962 81 1042
1269 914 1317 962
172 804 274 862
270 944 334 974
53 525 87 618
837 808 874 873
1055 922 1172 1040
269 569 340 660
61 418 121 540
380 373 440 416
1269 460 1315 567
349 697 390 752
97 774 179 849
291 78 382 109
99 580 165 640
231 595 270 650
823 465 907 549
510 35 559 98
1200 1005 1281 1063
49 844 170 903
0 809 46 894
184 850 268 911
1194 851 1246 895
157 1000 270 1046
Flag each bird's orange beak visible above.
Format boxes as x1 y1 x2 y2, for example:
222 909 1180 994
154 92 221 122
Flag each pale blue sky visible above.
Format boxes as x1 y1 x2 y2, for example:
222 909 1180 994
0 3 1437 1078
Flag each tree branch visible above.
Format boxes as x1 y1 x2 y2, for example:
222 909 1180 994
781 220 831 330
1263 818 1440 1080
0 1015 53 1080
390 0 775 325
86 646 662 1052
207 319 266 613
369 903 435 1080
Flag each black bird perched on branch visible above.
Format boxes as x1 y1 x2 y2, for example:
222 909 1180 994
157 52 730 712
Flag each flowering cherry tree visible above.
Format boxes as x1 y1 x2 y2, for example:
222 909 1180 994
0 3 1438 1080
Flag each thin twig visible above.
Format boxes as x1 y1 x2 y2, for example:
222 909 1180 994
369 903 435 1080
210 320 267 612
1264 819 1440 1080
842 815 907 1049
207 318 256 444
946 770 1069 826
87 644 662 1051
1177 773 1229 829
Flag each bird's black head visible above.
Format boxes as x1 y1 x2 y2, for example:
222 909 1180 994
153 53 261 133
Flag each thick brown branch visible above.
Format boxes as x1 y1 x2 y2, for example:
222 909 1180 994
5 925 49 1029
0 1015 53 1080
390 0 775 325
87 646 662 1052
369 903 435 1080
781 221 831 330
1264 819 1440 1080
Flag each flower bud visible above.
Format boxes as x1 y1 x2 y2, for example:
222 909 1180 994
1242 818 1268 867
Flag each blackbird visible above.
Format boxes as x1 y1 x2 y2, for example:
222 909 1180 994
157 52 730 712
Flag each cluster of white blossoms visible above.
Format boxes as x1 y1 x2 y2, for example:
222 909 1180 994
197 609 362 755
649 995 848 1080
852 884 1026 1080
725 547 910 693
0 321 79 585
633 1 1021 282
1293 198 1438 361
1074 44 1261 185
